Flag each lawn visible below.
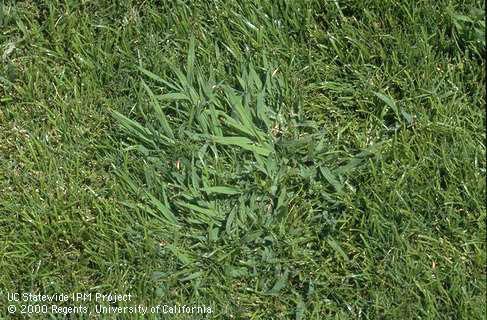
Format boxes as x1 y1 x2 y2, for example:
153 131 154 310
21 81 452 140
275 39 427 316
0 1 485 319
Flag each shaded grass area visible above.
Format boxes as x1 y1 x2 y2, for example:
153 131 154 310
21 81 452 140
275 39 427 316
0 1 485 319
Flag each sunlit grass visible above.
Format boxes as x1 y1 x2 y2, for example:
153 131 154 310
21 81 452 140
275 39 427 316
0 1 485 318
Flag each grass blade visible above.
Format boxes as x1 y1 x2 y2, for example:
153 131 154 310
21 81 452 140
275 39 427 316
141 81 175 139
202 186 241 195
209 135 272 156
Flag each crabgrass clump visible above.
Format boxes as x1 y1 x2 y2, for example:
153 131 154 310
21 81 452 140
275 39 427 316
113 44 381 316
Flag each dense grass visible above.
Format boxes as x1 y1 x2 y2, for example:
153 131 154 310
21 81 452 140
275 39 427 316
0 1 485 319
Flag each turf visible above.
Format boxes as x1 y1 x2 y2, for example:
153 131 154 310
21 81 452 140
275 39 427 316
0 1 485 319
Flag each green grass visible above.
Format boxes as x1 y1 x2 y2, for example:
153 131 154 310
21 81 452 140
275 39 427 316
0 0 485 319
